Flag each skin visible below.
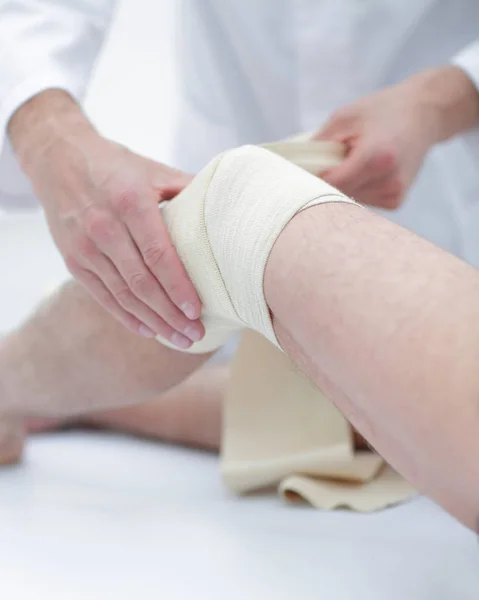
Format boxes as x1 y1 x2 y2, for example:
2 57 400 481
316 66 479 208
8 91 204 349
6 363 368 461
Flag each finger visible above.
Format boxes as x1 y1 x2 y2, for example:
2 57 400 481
66 258 150 337
69 258 194 348
313 115 351 143
73 244 200 347
123 202 202 321
157 182 190 201
153 172 194 201
82 206 203 339
323 144 396 195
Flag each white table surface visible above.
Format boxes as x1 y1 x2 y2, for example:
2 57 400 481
0 431 478 600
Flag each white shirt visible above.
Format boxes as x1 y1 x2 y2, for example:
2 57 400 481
1 0 479 261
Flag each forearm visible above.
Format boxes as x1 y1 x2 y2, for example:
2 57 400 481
407 65 479 144
265 203 479 528
8 89 97 176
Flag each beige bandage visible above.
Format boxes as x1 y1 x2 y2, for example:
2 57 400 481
157 143 357 353
221 331 416 512
262 138 345 174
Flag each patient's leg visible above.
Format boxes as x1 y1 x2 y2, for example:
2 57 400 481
263 202 479 530
155 145 478 527
26 363 368 451
0 281 210 418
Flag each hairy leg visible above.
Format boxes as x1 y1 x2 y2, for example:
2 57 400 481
75 364 227 450
23 362 368 456
263 203 479 529
0 281 210 419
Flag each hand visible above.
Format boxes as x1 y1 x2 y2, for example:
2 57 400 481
314 67 479 209
9 92 204 349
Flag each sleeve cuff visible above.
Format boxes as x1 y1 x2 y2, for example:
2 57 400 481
452 41 479 91
451 42 479 164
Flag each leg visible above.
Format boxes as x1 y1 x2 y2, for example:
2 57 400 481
26 361 369 454
263 203 479 529
0 280 210 418
75 364 227 451
157 145 479 528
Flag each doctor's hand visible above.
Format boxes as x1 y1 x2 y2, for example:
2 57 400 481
9 91 204 348
314 66 479 208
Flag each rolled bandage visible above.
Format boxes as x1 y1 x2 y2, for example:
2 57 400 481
262 139 345 175
158 145 358 353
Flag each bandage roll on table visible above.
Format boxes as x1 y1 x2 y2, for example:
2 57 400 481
157 137 416 512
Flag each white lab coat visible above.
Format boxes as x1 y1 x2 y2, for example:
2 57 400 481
1 0 479 262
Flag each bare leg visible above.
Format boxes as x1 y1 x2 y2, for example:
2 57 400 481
0 281 210 418
74 364 227 451
263 203 479 529
0 363 226 465
26 363 368 453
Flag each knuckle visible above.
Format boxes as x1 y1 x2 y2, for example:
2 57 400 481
143 243 172 270
76 235 97 261
114 287 136 310
164 278 185 299
374 146 397 171
110 188 142 217
83 207 117 243
128 271 154 297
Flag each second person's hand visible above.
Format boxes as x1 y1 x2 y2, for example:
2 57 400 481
314 66 479 209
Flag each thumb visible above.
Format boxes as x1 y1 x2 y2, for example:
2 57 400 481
158 180 192 201
154 170 194 202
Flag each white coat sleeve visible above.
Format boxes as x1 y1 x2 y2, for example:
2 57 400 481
451 40 479 162
0 0 117 209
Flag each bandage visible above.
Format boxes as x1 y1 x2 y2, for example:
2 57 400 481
221 331 416 512
262 138 345 174
158 144 357 353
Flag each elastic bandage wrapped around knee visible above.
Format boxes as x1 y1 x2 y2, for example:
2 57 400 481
158 145 359 353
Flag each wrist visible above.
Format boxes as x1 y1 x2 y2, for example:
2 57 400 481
408 66 479 145
7 89 98 176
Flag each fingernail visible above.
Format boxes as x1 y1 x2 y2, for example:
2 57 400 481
171 332 192 349
184 324 203 342
181 302 197 320
138 324 156 339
